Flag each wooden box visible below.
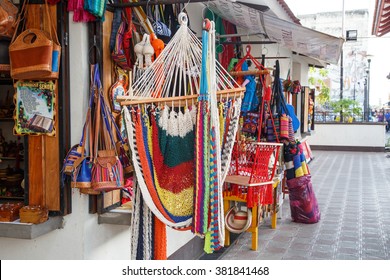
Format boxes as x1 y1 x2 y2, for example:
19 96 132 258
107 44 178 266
0 202 24 222
19 205 48 224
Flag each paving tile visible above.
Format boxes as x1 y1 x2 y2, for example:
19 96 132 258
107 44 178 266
338 240 360 249
310 251 335 260
267 240 291 249
220 151 390 261
334 253 360 260
336 246 360 255
233 250 261 260
256 253 284 260
271 234 294 243
264 245 288 255
339 235 360 243
315 238 337 246
293 237 316 245
289 242 313 251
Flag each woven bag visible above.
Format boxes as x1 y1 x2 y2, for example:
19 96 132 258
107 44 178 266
92 149 124 192
90 64 125 192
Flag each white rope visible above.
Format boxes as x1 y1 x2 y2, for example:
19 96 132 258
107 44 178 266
130 180 141 260
125 13 239 101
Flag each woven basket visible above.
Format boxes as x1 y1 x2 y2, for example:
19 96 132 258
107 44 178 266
19 205 48 224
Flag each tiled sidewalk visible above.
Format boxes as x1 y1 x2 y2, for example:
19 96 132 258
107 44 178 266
220 150 390 260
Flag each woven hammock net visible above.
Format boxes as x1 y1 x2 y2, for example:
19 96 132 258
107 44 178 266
122 13 243 248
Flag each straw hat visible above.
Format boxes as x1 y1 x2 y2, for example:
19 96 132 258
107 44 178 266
225 205 252 234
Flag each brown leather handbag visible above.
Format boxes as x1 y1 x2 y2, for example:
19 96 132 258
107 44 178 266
9 28 53 79
9 0 61 80
0 0 18 39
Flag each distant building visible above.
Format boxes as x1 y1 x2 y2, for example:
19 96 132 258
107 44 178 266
299 10 370 105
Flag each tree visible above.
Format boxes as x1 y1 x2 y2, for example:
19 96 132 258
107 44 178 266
308 67 330 106
330 98 362 122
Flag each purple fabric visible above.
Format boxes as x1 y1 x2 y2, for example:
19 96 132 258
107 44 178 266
286 175 320 224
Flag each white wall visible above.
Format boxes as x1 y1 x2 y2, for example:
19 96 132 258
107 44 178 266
309 123 386 147
0 16 133 260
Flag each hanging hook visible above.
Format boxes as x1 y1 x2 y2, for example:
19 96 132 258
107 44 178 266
181 0 191 13
202 0 215 22
262 46 268 56
276 43 281 58
88 35 101 65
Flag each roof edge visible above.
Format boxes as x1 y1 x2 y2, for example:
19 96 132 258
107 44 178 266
277 0 301 25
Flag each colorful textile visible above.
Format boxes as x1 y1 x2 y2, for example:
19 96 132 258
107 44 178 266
283 140 309 180
67 0 96 22
240 61 259 113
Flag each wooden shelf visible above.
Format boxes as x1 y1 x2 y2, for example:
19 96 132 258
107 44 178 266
0 118 14 122
0 157 23 161
0 196 24 200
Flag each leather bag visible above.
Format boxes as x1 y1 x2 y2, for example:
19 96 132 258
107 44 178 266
9 28 53 79
9 0 61 80
0 0 18 39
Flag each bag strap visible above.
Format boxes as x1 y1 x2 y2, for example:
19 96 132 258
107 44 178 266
44 0 60 45
11 0 28 43
274 60 290 116
91 64 119 158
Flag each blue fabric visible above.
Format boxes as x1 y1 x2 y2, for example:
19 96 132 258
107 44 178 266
241 61 258 112
51 50 59 72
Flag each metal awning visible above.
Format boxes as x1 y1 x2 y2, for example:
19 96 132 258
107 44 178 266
207 0 344 65
372 0 390 36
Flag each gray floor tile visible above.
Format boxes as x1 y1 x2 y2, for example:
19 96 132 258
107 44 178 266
220 150 390 261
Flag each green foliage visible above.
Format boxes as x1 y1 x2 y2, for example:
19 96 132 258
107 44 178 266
308 67 330 106
330 98 362 122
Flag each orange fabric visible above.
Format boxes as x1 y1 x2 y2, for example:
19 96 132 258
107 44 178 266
153 215 167 260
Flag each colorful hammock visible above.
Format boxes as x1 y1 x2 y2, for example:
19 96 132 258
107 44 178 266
121 13 244 253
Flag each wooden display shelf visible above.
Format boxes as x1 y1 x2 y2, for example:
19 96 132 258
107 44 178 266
0 157 23 161
0 196 24 200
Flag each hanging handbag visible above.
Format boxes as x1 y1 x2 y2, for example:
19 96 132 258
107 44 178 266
0 0 18 39
9 28 53 79
90 64 124 192
71 157 93 189
63 76 95 185
111 21 130 70
9 0 61 80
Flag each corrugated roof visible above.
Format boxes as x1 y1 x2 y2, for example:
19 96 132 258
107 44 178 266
372 0 390 36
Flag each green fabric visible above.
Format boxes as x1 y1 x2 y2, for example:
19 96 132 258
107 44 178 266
157 116 195 168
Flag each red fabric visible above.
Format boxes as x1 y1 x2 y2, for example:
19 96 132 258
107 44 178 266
220 20 239 70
